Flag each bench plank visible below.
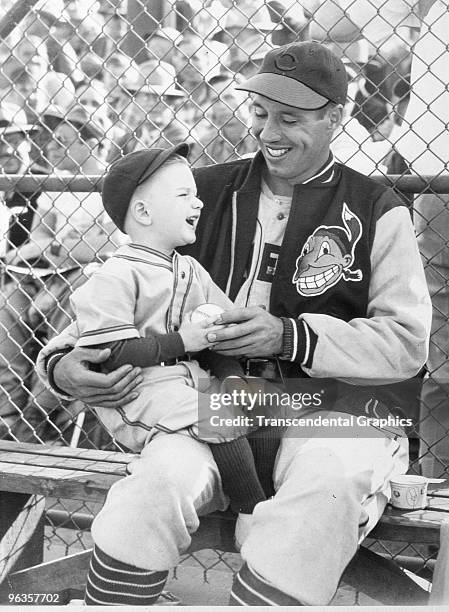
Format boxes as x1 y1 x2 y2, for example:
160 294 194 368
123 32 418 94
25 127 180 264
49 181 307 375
0 462 121 502
427 498 449 511
429 487 449 498
0 440 135 464
0 451 130 476
369 487 449 543
383 509 449 527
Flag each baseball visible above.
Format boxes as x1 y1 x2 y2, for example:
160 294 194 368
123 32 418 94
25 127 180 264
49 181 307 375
190 303 225 324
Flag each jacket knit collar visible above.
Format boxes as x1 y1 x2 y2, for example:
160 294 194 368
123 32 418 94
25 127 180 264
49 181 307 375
302 153 335 185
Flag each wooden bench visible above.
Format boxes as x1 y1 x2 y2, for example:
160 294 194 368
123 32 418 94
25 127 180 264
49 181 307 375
0 441 446 605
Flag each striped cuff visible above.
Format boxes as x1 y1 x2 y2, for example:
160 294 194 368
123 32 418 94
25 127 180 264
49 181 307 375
279 318 318 368
230 562 303 606
85 545 168 606
45 349 73 399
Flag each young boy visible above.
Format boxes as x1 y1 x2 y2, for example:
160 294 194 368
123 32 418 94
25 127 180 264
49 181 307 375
68 143 281 553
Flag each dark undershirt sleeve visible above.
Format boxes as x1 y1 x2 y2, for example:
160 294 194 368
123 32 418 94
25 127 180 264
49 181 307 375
95 333 186 372
196 350 245 380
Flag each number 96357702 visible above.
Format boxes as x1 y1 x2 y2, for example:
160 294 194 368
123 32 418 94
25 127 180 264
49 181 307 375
8 593 60 604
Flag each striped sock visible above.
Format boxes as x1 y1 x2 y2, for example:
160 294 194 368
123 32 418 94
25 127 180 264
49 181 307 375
230 562 303 606
84 545 168 606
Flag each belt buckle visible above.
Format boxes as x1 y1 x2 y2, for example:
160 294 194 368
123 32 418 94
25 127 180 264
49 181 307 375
161 357 179 367
244 358 276 379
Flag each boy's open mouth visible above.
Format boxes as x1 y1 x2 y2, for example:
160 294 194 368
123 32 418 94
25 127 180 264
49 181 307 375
186 215 199 228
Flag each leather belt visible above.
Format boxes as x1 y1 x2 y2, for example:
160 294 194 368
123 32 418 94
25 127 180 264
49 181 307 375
161 357 282 381
240 358 282 382
161 356 188 366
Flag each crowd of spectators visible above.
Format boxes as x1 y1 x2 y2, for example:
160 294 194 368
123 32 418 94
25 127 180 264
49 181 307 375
0 0 414 174
0 0 424 443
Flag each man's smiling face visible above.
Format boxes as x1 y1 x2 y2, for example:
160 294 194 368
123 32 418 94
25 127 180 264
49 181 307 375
250 94 341 186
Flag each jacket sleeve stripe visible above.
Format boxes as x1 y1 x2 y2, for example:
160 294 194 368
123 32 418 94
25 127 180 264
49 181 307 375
288 317 297 362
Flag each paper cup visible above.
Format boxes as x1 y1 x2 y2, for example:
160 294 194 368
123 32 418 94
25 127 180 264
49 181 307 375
389 475 428 510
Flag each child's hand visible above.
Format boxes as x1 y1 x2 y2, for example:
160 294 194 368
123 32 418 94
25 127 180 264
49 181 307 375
178 317 223 353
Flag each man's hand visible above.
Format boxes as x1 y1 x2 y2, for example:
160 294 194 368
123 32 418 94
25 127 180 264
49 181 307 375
53 347 143 408
4 242 43 265
206 307 284 357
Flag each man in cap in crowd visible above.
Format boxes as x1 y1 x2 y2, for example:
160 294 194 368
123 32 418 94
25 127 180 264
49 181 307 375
92 0 128 59
38 42 430 605
190 72 256 166
43 103 111 174
73 79 112 149
0 103 47 251
108 59 189 163
211 1 274 68
138 26 182 66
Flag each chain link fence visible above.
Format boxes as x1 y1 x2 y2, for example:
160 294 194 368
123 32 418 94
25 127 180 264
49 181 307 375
0 0 448 599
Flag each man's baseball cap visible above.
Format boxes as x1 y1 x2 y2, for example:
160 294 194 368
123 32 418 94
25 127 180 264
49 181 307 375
123 60 184 98
211 2 274 42
43 104 108 141
236 41 347 109
102 143 190 233
145 26 181 44
0 103 38 134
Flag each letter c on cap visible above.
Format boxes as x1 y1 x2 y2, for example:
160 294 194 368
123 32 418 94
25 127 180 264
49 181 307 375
275 52 297 71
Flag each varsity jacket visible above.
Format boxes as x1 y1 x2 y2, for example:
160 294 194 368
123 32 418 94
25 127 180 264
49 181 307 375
182 152 431 390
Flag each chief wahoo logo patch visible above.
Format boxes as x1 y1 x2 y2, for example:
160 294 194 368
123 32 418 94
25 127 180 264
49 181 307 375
292 203 363 296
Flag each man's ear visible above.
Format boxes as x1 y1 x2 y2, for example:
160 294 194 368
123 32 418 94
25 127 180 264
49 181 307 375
85 137 99 152
327 104 344 131
132 199 152 225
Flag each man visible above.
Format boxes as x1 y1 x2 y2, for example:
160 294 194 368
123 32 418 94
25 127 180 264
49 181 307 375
92 2 128 59
191 73 256 166
107 60 189 164
139 26 182 66
211 1 275 75
0 103 47 252
37 42 430 605
0 104 122 441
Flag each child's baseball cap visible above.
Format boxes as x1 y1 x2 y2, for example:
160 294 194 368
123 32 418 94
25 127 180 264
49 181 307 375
102 143 189 233
236 41 347 110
